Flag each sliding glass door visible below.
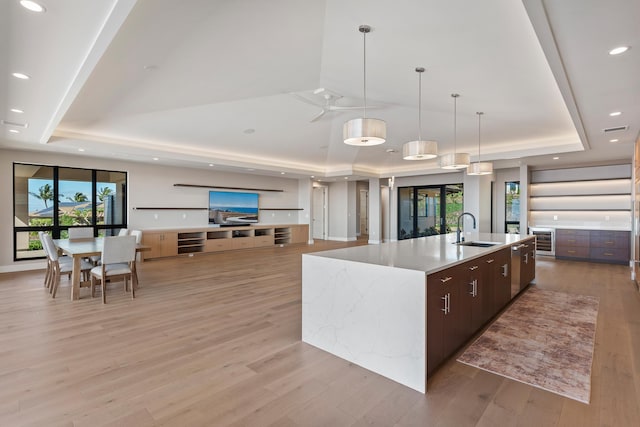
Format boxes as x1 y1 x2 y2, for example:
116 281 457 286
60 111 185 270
398 184 463 240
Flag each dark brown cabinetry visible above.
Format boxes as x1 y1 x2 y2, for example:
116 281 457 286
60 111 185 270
427 246 515 376
556 229 629 264
426 265 470 376
488 248 512 313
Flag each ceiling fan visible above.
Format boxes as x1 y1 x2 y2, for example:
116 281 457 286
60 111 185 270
290 88 379 122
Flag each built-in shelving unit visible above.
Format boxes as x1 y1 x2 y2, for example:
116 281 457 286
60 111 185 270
174 183 283 192
142 224 308 260
259 208 303 211
528 165 632 230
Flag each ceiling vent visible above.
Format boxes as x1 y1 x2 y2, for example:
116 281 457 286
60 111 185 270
603 125 628 133
1 119 28 128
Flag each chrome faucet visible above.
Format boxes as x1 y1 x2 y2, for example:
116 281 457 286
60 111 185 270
456 212 477 243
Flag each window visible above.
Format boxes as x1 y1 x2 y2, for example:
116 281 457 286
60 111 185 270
398 184 463 240
505 181 520 233
13 163 127 260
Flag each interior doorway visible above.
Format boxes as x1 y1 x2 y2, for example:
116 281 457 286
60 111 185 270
359 189 369 237
312 186 328 240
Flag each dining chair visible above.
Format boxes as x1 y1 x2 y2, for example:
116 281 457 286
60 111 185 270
68 227 101 264
90 235 137 304
129 230 143 284
68 227 94 239
42 233 93 298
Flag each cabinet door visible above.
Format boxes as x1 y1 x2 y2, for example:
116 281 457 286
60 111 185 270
142 232 177 259
447 265 471 356
521 239 535 289
492 248 512 314
426 273 447 376
290 225 309 244
465 260 484 333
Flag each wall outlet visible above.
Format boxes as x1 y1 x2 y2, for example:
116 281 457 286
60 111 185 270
154 213 159 220
553 215 558 220
605 215 610 221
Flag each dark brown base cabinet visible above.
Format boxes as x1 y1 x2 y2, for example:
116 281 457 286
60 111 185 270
556 229 629 265
426 246 514 376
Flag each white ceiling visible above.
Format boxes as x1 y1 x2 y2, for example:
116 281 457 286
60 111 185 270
1 0 638 180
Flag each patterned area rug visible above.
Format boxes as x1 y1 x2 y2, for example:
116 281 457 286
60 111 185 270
457 287 599 404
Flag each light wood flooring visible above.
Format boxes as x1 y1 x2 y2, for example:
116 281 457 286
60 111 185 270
1 240 639 426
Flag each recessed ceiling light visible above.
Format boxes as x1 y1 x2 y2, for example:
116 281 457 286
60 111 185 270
609 111 622 117
247 168 255 171
280 172 286 175
152 157 159 161
553 156 559 160
243 128 255 134
143 65 157 71
310 175 315 178
385 148 397 153
19 1 46 13
78 148 85 152
9 129 20 134
12 72 30 80
344 177 349 180
609 46 629 55
609 139 619 143
10 108 24 114
208 163 214 167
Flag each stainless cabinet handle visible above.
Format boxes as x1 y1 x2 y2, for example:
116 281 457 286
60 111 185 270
474 280 477 297
524 253 528 264
469 265 479 271
502 263 508 277
440 276 452 283
486 259 495 264
442 295 447 313
447 293 451 313
604 252 614 256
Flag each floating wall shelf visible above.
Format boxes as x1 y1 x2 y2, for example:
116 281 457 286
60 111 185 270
174 183 283 192
134 207 207 210
259 208 303 211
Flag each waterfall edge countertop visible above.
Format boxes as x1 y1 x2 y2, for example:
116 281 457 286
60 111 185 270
306 232 528 274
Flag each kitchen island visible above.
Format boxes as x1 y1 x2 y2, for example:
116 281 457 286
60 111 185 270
302 232 535 393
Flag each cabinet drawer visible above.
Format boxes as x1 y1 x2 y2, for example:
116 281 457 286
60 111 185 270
254 235 275 247
555 246 589 258
555 234 589 247
590 231 630 249
205 238 233 252
556 229 590 237
589 247 629 262
231 237 255 249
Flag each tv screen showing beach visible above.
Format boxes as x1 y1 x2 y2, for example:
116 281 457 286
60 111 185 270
209 191 259 224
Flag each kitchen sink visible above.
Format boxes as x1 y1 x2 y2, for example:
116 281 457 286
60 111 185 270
455 241 501 247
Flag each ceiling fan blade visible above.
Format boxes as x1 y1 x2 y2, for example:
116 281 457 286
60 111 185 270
289 92 322 107
310 109 327 122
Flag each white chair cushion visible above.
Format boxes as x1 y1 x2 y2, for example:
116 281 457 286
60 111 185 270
60 259 94 274
91 263 131 277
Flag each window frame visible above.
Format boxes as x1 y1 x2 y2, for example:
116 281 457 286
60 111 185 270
13 162 128 261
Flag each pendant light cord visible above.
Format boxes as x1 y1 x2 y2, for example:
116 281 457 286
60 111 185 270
452 94 459 153
418 71 422 141
477 112 483 161
363 29 367 118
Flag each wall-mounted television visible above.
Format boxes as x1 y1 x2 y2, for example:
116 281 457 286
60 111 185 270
209 191 259 225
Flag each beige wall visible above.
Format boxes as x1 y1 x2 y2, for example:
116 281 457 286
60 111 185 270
1 148 304 272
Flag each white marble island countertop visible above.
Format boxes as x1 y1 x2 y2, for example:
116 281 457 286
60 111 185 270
307 232 529 275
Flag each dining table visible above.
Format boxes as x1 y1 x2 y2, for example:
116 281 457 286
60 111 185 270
53 237 149 301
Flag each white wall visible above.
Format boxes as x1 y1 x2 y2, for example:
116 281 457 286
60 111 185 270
462 173 493 233
1 148 306 272
327 180 357 241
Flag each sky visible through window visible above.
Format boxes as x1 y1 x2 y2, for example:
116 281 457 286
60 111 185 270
28 179 116 212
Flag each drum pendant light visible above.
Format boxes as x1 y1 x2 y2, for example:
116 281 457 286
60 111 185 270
403 67 438 160
467 111 494 175
440 93 470 169
343 25 386 146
